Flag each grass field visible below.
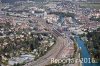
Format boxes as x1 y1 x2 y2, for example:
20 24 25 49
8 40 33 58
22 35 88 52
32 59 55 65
79 2 100 9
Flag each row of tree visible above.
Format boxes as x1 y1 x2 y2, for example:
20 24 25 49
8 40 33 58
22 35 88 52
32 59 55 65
86 28 100 61
89 16 100 22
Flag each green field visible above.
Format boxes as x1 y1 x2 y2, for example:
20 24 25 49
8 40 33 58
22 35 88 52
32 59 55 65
79 2 100 9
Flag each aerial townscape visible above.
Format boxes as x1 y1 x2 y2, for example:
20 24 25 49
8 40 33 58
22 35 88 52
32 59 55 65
0 0 100 66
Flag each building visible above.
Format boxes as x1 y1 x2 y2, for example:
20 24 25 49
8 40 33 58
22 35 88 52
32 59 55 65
44 14 59 24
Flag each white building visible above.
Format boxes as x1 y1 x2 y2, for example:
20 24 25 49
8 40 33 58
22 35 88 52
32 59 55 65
8 54 34 65
44 14 59 23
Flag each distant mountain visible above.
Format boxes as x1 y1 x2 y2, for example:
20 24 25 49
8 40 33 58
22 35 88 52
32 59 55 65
1 0 77 3
1 0 64 3
1 0 46 3
1 0 26 3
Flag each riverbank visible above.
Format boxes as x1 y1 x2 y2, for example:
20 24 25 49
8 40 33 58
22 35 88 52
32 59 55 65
73 37 83 66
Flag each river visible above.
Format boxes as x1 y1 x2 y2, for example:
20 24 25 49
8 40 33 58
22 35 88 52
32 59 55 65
75 36 100 66
72 17 100 66
72 16 100 66
57 13 100 66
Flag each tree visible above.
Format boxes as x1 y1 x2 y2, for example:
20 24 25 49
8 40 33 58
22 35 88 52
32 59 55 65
13 63 21 66
6 13 10 16
30 44 34 51
86 28 100 61
89 16 100 21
